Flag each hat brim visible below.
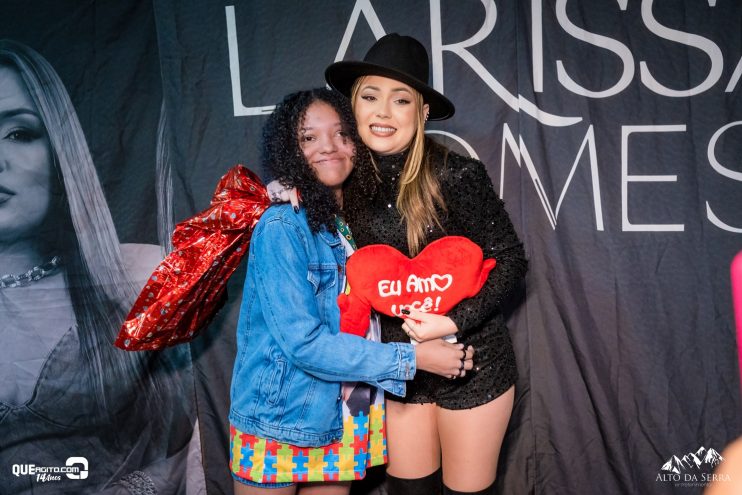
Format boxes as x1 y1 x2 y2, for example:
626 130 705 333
325 61 455 121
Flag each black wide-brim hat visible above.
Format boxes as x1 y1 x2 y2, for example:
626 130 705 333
325 33 455 120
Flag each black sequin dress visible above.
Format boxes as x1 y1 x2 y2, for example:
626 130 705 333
343 143 527 409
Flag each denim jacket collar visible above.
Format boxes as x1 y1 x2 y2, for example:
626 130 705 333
317 227 341 247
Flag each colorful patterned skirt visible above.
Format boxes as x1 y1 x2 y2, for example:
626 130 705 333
230 396 386 485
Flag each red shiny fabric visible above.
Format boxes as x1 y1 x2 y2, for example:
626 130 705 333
116 165 269 351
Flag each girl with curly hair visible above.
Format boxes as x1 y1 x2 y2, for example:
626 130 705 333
229 88 475 495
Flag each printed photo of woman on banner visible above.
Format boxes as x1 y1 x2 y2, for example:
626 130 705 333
0 38 199 495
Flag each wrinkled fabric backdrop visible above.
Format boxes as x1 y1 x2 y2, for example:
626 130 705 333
2 1 740 494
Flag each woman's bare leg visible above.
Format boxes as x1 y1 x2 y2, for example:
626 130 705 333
385 401 441 477
298 481 351 495
437 386 514 492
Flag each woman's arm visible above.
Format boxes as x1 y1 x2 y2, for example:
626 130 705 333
266 179 300 211
442 156 528 339
251 214 472 393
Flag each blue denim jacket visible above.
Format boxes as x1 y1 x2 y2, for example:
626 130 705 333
229 205 416 446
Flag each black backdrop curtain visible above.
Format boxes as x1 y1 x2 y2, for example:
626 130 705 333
2 1 740 494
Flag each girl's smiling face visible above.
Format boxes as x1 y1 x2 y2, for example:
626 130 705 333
299 101 355 200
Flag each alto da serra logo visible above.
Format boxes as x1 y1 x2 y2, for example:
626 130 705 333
661 446 723 474
657 446 730 487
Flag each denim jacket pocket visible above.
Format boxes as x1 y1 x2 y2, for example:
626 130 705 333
307 263 338 295
266 358 287 405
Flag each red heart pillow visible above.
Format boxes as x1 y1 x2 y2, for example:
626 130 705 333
338 236 496 336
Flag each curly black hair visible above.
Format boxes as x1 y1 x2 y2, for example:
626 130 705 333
262 87 376 233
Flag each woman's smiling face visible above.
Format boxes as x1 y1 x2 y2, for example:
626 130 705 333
0 65 54 244
353 75 428 156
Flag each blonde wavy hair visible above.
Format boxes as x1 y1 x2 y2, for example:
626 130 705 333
351 77 447 255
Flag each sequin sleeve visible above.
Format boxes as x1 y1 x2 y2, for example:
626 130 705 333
440 154 528 339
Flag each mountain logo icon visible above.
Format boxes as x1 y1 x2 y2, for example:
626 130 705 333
660 446 724 474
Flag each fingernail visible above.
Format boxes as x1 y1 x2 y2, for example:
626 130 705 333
293 205 299 213
400 309 410 315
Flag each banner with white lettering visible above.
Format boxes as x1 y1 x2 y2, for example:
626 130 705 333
153 2 741 493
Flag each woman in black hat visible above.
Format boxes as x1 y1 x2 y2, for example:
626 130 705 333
323 34 528 495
